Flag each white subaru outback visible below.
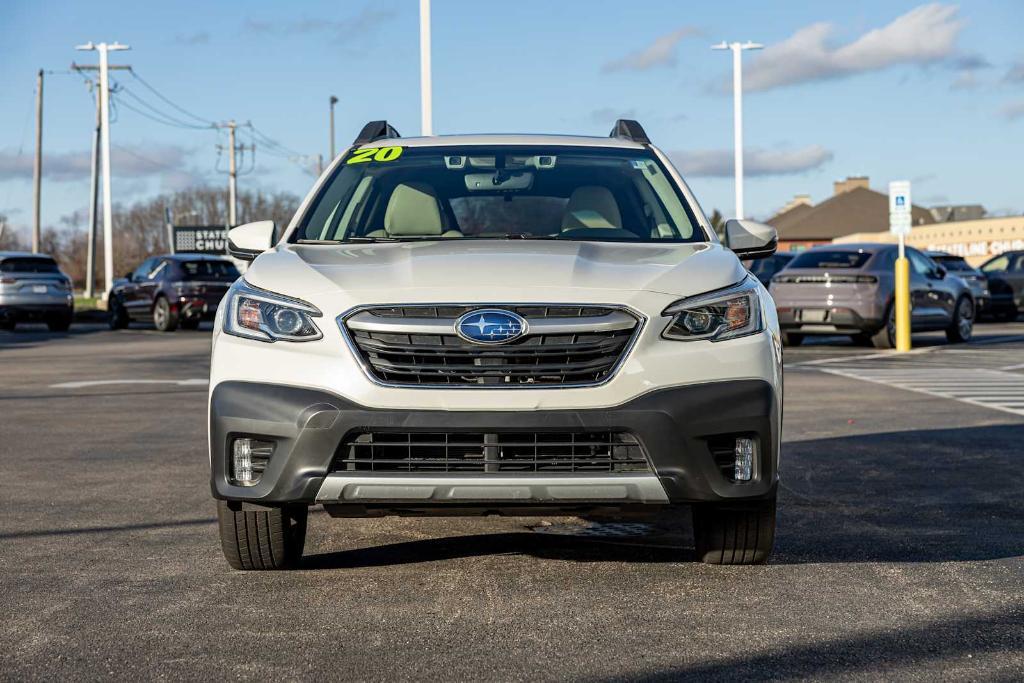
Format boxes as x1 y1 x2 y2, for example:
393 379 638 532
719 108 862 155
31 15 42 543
211 120 783 569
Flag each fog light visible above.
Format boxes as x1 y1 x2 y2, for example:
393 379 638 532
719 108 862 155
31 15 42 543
231 438 274 486
734 438 755 482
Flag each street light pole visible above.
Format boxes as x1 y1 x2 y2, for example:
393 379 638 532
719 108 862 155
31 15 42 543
76 41 130 298
712 41 762 220
32 69 43 254
419 0 433 136
329 95 338 160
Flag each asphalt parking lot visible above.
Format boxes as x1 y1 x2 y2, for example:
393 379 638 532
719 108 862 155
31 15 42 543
2 322 1023 680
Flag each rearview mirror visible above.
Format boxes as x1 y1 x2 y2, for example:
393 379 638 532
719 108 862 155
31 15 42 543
724 219 778 260
228 221 277 261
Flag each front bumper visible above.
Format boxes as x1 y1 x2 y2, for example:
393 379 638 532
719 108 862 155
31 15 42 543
209 379 779 507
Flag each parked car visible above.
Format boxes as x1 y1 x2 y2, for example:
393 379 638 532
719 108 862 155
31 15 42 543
0 251 74 332
978 251 1024 322
108 253 240 331
745 251 794 286
769 243 975 348
210 119 783 569
926 251 990 313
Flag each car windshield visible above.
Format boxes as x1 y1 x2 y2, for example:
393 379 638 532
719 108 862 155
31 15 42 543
179 260 240 280
292 146 705 243
789 250 872 269
0 257 60 273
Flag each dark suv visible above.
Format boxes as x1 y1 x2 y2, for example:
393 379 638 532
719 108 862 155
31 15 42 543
0 252 74 332
769 243 975 348
108 254 240 331
979 251 1024 322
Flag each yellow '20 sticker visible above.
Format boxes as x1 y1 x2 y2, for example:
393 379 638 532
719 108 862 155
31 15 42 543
347 146 404 164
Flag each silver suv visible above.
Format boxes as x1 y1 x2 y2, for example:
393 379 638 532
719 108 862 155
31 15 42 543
769 243 975 348
0 252 74 332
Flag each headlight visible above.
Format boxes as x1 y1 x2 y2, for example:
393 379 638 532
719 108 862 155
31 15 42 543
662 276 763 342
223 279 322 342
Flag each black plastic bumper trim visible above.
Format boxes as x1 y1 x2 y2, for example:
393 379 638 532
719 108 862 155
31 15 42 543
209 379 779 505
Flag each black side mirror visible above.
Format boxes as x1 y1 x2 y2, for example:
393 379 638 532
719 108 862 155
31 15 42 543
124 271 134 281
934 265 947 279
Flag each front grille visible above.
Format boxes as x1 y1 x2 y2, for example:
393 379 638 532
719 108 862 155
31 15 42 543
332 431 650 473
342 304 641 387
366 305 617 319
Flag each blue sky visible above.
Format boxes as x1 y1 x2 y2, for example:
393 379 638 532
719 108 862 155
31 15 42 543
1 0 1022 240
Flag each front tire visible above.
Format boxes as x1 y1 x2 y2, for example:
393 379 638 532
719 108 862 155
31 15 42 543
692 496 776 565
108 297 129 330
152 296 178 332
217 501 307 570
945 296 974 344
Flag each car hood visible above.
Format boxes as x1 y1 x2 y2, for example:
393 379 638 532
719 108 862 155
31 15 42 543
243 240 746 301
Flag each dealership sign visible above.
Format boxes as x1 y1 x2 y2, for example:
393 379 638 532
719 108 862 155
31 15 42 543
173 226 229 255
925 238 1024 259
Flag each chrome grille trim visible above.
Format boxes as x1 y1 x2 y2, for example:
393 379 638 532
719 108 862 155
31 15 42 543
337 303 646 389
346 310 638 335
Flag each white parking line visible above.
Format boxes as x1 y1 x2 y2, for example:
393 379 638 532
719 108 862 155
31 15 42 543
818 367 1024 417
50 379 209 389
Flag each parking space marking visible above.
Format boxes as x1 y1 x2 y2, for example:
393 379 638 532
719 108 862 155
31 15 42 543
50 378 209 389
818 367 1024 417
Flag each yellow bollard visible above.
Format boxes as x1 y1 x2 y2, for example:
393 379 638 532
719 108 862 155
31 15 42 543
894 256 912 351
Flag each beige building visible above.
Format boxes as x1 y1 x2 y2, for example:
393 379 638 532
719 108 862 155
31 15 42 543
833 215 1024 266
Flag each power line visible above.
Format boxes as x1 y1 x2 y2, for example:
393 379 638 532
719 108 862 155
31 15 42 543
111 91 213 130
112 81 214 130
127 69 216 127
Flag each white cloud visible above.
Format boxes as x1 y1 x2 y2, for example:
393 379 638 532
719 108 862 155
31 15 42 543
1005 61 1024 84
669 146 834 177
743 4 963 92
603 27 700 72
588 107 639 124
1001 100 1024 121
244 6 395 41
0 144 198 183
173 31 209 46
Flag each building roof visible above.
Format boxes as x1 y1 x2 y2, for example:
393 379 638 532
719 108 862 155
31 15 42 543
767 186 934 241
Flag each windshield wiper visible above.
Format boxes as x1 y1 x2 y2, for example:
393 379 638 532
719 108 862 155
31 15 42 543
297 237 399 244
483 233 561 240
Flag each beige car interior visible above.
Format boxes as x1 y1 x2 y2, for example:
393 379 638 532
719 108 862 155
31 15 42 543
367 182 463 239
560 186 623 231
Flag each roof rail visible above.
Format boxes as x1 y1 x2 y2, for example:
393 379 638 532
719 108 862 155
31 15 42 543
609 119 650 145
353 120 401 145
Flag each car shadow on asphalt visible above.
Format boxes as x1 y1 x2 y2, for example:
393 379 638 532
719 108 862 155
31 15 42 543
599 606 1024 682
304 423 1024 569
301 531 690 569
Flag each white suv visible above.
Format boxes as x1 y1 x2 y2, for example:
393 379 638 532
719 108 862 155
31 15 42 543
211 120 783 568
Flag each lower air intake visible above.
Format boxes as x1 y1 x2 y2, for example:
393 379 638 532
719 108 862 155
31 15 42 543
332 431 650 474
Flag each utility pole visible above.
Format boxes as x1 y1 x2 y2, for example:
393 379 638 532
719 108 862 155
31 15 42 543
86 84 100 297
72 62 129 298
329 95 338 160
215 121 254 226
32 69 43 253
228 121 237 226
76 41 130 298
419 0 433 136
711 41 762 220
